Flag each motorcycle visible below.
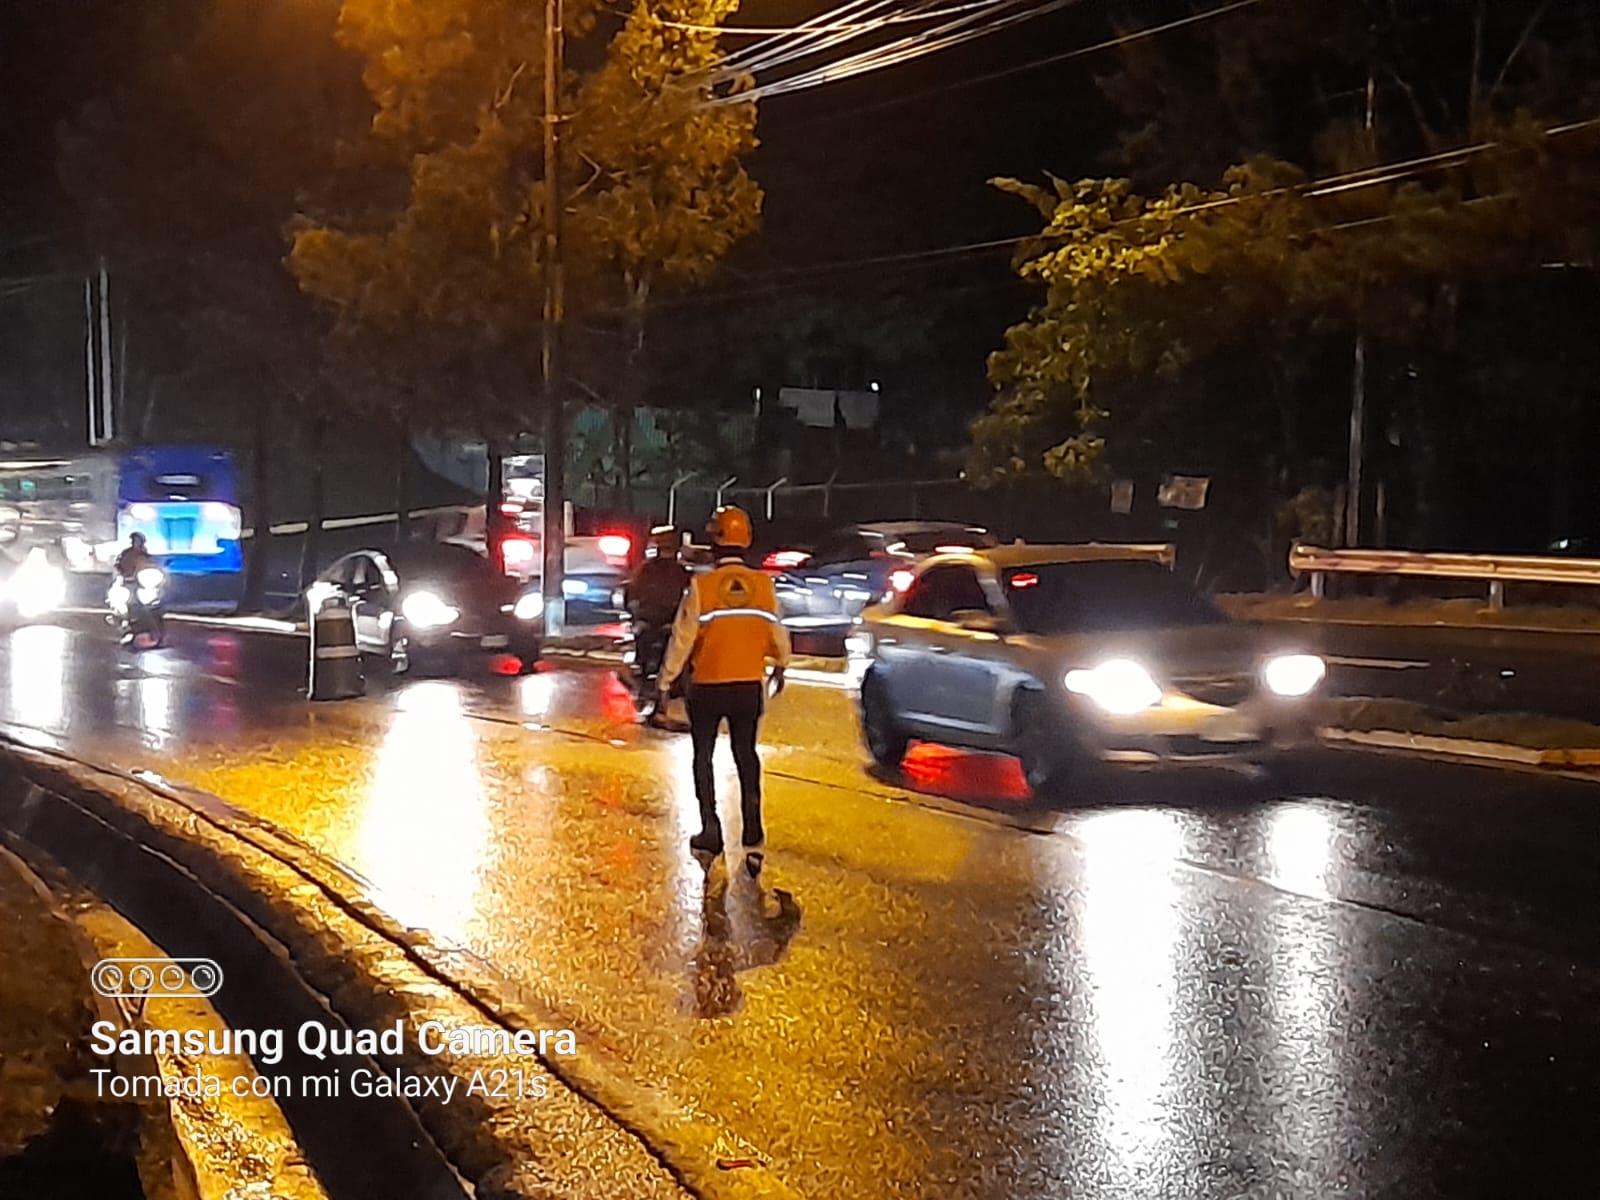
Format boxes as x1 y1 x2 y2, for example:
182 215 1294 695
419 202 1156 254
625 618 671 719
108 566 168 649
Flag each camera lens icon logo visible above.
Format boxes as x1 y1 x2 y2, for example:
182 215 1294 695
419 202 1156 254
91 958 223 999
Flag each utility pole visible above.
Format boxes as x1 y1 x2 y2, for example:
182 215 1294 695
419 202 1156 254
84 260 115 445
99 260 114 444
85 276 98 445
1346 42 1378 548
1346 336 1366 546
540 0 568 635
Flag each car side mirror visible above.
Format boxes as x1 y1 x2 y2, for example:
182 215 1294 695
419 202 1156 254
953 609 1008 637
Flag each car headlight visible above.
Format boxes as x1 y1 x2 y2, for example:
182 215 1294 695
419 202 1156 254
401 590 460 629
513 591 541 622
1064 659 1162 714
11 555 66 619
1263 653 1326 697
561 578 587 597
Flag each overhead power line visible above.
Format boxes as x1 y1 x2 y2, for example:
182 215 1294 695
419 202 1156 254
714 0 1085 101
654 113 1600 306
717 0 929 77
779 0 1267 123
654 0 1005 35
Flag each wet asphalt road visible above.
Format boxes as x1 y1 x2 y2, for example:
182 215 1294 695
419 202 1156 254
3 617 1600 1199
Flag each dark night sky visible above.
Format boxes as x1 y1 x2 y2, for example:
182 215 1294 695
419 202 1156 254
0 0 1127 440
1 0 1117 277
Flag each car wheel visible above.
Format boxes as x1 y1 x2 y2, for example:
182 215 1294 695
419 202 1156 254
1013 689 1079 798
859 670 909 769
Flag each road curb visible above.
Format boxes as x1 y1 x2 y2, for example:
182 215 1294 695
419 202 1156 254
1321 726 1600 767
0 747 476 1200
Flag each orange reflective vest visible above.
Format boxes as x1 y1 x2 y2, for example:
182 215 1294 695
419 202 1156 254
661 558 792 688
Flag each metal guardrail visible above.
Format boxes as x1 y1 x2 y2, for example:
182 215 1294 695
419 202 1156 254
1290 544 1600 608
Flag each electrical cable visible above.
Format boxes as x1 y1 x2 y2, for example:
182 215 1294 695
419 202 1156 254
648 112 1600 307
717 0 915 76
654 0 1006 35
718 0 1081 98
774 0 1267 122
713 0 1047 89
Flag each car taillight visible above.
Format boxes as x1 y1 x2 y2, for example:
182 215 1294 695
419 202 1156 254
500 536 536 571
1010 572 1040 589
889 568 915 594
597 534 631 561
763 549 810 570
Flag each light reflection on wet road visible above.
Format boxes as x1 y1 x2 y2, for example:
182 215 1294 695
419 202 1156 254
4 618 1600 1198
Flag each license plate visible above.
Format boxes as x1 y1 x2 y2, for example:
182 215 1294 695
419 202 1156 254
481 634 509 648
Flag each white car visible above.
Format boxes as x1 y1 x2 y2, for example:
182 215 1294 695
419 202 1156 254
854 545 1327 794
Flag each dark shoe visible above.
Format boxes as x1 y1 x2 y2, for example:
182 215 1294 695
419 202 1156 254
690 829 724 856
744 851 764 878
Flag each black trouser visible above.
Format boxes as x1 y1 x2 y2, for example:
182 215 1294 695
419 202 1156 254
633 621 670 683
686 681 765 842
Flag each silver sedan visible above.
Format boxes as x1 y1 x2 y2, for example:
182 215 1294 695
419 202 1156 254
853 545 1328 794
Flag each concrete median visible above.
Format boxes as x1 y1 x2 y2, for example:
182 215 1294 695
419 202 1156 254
1321 697 1600 768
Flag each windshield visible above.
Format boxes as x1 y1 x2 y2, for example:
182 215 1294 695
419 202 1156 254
1002 560 1226 634
383 542 496 582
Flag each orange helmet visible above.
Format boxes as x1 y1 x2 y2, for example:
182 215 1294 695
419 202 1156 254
706 505 753 549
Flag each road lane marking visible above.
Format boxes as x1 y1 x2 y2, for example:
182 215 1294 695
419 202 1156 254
1325 654 1431 670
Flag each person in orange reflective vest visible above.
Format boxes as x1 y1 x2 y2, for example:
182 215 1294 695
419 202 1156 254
660 505 791 862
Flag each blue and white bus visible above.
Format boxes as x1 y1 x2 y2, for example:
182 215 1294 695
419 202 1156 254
0 445 242 604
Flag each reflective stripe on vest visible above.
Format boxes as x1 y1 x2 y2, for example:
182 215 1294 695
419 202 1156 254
699 607 781 625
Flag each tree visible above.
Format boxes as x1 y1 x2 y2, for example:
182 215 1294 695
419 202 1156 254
288 0 762 509
973 0 1600 566
59 0 372 606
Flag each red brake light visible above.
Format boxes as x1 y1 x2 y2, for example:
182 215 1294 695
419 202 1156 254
763 549 811 570
597 534 632 560
500 536 536 569
1010 572 1039 589
889 568 915 593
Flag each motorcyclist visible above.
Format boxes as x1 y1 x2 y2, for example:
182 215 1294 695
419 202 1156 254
114 532 156 580
624 527 691 716
110 532 166 647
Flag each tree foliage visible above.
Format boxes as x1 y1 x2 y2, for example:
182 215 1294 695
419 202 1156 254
288 0 763 445
972 0 1600 552
58 0 374 601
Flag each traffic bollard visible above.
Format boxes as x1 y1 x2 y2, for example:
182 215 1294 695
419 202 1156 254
308 594 364 701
